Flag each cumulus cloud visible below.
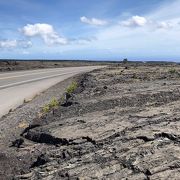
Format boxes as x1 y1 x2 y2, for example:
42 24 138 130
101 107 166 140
21 23 68 45
120 15 176 30
121 15 148 27
0 39 32 49
157 22 173 29
80 16 107 26
0 40 17 48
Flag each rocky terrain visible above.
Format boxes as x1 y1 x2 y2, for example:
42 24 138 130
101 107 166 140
1 63 180 179
0 60 110 72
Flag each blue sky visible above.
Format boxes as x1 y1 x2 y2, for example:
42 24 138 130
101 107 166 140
0 0 180 61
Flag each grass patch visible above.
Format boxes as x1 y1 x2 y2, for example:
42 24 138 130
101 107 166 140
66 81 78 94
49 97 59 108
42 97 59 113
42 81 78 114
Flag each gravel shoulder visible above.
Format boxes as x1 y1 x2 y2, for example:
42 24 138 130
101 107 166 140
0 75 79 148
1 63 180 179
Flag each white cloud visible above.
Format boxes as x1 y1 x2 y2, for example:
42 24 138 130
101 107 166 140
21 23 68 45
121 15 148 27
0 40 17 48
119 15 178 30
0 39 32 49
80 16 107 26
157 22 173 29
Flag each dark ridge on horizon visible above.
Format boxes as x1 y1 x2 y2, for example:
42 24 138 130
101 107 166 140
0 59 119 63
0 59 179 64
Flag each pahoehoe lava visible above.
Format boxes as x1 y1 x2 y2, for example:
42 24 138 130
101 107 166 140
1 62 180 179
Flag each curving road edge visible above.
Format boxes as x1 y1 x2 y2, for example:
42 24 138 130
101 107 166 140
0 66 104 118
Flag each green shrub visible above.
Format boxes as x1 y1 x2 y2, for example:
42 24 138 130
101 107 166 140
169 69 177 74
49 97 59 108
42 97 59 113
42 104 50 113
123 58 128 63
66 81 78 94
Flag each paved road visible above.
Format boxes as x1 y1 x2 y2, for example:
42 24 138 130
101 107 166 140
0 66 102 118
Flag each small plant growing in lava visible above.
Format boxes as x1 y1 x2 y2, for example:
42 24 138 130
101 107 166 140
60 81 78 107
42 97 59 113
49 97 59 108
42 82 78 113
66 81 78 94
169 68 177 74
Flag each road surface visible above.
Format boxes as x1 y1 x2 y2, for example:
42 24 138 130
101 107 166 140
0 66 102 118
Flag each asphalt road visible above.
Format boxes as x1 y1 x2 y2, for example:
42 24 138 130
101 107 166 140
0 66 102 118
